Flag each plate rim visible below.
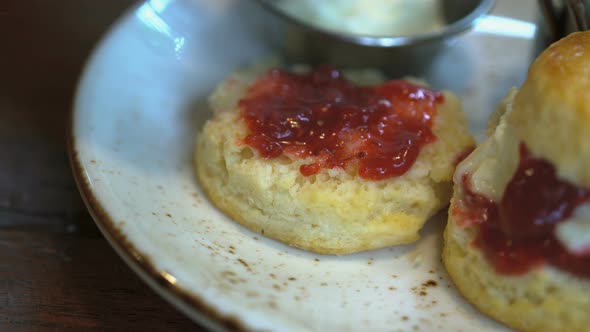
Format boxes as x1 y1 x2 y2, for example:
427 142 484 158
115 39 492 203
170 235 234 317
67 3 253 330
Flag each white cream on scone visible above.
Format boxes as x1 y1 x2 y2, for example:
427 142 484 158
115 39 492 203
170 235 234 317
556 204 590 254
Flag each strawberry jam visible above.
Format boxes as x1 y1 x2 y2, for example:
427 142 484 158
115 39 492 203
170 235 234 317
457 145 590 278
238 66 443 180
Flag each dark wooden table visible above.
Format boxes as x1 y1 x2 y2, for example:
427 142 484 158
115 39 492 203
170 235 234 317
1 1 205 331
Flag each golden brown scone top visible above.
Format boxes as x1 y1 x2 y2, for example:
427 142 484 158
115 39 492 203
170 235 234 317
511 31 590 187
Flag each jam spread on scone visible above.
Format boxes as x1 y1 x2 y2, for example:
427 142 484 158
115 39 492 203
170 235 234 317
456 144 590 278
239 66 443 180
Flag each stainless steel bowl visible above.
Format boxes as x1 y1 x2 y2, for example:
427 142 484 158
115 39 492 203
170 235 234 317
254 0 495 76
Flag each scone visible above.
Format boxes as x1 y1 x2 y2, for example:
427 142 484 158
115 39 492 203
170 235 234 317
196 64 474 254
443 31 590 332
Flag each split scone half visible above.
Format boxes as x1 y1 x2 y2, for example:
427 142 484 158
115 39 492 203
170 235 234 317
443 32 590 332
196 64 474 254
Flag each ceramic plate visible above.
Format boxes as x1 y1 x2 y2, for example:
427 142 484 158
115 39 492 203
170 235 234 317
70 0 539 330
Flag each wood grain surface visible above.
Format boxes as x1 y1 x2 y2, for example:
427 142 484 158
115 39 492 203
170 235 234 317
1 1 204 331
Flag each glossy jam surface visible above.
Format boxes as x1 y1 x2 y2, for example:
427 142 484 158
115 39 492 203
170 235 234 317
457 145 590 278
239 66 443 180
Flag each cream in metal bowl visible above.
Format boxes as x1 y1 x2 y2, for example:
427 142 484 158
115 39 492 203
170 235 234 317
256 0 495 76
274 0 447 37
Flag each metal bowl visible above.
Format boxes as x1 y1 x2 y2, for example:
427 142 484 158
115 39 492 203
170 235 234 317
254 0 495 76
